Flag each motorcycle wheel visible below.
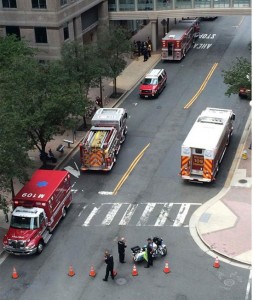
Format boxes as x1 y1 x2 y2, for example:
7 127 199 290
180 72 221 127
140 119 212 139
161 247 167 256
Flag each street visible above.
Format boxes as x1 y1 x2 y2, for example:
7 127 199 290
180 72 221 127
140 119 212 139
0 16 251 300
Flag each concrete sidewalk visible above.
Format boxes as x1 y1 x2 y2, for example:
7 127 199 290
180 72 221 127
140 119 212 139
0 22 251 268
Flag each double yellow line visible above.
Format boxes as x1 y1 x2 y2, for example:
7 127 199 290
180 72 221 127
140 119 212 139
184 63 218 109
112 143 150 195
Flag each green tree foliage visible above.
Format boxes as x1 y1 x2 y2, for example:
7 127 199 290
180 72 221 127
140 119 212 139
0 57 83 155
97 27 132 96
223 57 251 97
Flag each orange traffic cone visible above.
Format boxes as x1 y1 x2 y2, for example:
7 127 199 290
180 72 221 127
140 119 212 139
12 267 19 279
213 257 220 268
89 265 96 277
132 264 138 276
163 261 171 274
68 265 75 277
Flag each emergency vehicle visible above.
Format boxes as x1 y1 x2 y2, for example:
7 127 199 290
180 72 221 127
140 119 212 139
180 107 235 182
161 19 200 61
3 170 72 255
80 108 128 171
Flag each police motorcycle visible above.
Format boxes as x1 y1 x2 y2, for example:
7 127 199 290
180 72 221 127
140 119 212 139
131 237 167 262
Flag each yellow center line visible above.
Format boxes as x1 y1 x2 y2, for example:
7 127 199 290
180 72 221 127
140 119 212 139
184 63 218 109
112 143 150 195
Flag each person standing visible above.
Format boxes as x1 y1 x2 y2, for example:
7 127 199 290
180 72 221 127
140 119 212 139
144 238 154 268
118 237 127 263
103 251 114 281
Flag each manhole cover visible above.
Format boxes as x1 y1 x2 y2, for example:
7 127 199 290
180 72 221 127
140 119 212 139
239 179 247 184
115 278 127 285
224 278 235 287
156 106 161 109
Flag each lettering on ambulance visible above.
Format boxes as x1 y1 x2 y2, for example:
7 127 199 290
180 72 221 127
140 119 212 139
22 193 45 199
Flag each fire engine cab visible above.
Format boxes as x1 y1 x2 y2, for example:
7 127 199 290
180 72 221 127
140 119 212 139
161 19 200 61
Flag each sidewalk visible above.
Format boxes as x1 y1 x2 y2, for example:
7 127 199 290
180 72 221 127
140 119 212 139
0 22 251 268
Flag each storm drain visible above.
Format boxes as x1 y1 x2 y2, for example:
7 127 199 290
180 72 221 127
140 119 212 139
239 179 248 184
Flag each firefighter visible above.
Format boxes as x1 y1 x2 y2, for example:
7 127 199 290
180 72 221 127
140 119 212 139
103 251 114 281
118 237 127 263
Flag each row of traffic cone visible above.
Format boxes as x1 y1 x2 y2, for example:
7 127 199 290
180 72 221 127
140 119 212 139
11 257 220 280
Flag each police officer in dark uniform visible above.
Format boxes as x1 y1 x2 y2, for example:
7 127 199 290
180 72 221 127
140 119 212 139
118 237 127 263
144 238 154 268
103 251 114 281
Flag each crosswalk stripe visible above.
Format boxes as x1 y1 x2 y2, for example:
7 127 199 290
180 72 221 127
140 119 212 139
101 203 122 226
136 203 156 226
154 203 173 226
119 204 138 225
173 203 191 227
82 206 101 227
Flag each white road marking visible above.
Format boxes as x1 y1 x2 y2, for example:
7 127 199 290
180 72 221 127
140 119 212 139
64 166 80 178
245 270 252 300
101 204 122 226
0 253 8 265
119 204 138 225
98 191 114 195
136 203 156 226
71 189 78 194
78 205 87 217
154 203 173 226
82 206 102 226
173 203 191 227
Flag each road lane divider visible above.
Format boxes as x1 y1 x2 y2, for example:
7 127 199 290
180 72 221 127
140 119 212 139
112 143 150 195
184 63 218 109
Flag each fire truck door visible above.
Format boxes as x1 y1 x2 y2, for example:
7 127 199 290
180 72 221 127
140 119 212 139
168 42 174 59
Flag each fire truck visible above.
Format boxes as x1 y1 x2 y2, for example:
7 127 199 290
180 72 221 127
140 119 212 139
161 19 200 61
80 108 128 171
3 170 72 255
180 107 235 183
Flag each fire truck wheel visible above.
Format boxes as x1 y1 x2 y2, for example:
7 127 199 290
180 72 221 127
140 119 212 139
62 207 67 219
37 241 44 254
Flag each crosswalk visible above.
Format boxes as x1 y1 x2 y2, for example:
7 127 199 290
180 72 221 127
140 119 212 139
78 202 201 227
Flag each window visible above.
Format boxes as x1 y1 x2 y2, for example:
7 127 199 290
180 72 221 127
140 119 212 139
63 24 69 40
2 0 17 8
34 27 48 43
60 0 67 6
32 0 46 8
6 26 20 39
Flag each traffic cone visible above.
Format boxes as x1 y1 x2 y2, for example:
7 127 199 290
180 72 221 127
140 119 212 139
89 265 96 277
163 261 171 274
132 264 138 276
12 267 19 279
213 257 220 268
68 265 75 277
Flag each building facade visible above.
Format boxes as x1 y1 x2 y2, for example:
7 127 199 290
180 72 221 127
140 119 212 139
0 0 109 60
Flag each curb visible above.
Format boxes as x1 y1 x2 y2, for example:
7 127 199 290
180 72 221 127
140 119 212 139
192 112 252 267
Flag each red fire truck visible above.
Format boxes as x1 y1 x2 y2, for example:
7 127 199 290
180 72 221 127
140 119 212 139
161 19 200 61
3 170 72 255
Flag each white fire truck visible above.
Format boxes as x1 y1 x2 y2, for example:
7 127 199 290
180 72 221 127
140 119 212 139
161 19 200 61
180 107 235 183
80 108 128 171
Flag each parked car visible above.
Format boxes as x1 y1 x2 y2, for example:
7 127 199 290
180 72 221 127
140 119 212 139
239 87 251 99
139 69 167 99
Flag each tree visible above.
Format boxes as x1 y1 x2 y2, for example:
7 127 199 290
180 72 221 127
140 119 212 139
222 57 251 97
0 55 84 163
61 41 104 127
97 27 132 97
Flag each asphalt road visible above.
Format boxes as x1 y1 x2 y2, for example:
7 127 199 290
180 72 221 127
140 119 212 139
0 16 251 300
